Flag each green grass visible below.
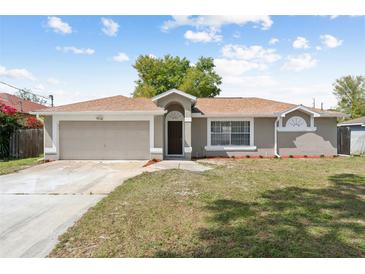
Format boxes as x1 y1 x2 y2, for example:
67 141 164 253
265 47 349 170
50 157 365 258
0 157 42 175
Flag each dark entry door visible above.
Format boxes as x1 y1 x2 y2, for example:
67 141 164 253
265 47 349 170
168 121 183 155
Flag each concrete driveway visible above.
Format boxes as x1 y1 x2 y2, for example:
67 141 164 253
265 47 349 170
0 160 210 258
0 160 147 258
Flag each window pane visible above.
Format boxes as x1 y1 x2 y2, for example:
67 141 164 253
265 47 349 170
243 121 250 133
211 121 220 133
211 133 230 145
231 133 250 145
210 120 251 146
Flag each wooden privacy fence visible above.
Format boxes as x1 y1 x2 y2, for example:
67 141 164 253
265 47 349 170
9 129 43 159
337 126 351 155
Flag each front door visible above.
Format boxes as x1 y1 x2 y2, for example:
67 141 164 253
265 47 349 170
168 121 183 155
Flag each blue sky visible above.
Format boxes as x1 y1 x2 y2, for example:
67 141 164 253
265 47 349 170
0 15 364 108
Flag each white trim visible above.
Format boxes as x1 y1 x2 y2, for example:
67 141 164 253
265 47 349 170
205 145 257 151
338 122 365 127
150 147 163 154
184 146 192 153
277 127 317 132
192 112 345 118
44 147 57 154
165 111 184 157
32 110 165 115
274 116 280 157
149 116 154 153
152 89 197 103
278 105 320 117
184 117 192 122
207 117 255 149
192 113 276 118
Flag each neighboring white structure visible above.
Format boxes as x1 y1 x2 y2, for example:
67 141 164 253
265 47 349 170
338 116 365 155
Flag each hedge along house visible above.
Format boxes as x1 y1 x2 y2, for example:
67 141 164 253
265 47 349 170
33 89 345 161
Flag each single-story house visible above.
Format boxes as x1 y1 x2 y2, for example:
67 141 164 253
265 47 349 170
33 89 345 161
338 116 365 155
0 92 48 114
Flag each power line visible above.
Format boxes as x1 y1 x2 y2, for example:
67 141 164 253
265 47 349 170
0 80 54 106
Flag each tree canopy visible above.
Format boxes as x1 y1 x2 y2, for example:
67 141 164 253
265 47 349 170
333 75 365 119
132 55 222 98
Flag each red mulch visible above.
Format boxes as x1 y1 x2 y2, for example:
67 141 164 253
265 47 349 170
143 158 161 167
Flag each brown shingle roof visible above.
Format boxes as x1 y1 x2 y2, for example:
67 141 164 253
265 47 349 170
0 93 48 113
193 97 344 117
36 95 163 113
194 97 295 116
34 94 344 117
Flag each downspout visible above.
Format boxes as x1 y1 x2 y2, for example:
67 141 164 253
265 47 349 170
274 116 281 158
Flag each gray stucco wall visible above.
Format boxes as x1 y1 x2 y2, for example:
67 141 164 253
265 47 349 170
278 117 337 156
191 117 338 157
154 115 163 148
350 125 365 155
44 115 53 148
191 118 207 158
191 117 276 157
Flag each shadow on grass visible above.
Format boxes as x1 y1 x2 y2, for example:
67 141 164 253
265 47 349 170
157 173 365 257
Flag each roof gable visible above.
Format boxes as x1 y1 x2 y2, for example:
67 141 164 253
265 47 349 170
152 89 196 103
278 105 320 117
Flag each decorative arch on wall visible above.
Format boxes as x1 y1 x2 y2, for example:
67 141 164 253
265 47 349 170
166 110 184 121
286 116 307 130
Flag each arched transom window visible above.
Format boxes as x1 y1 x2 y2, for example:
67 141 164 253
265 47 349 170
286 116 307 129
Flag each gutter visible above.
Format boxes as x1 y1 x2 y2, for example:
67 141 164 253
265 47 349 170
274 116 280 158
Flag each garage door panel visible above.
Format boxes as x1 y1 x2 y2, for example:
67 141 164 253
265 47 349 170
59 121 150 160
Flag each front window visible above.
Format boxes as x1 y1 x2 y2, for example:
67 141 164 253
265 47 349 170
211 121 250 146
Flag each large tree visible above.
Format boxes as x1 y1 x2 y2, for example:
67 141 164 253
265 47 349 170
333 75 365 119
132 55 222 98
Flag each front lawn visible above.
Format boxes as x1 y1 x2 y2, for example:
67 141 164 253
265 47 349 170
0 156 42 175
50 157 365 257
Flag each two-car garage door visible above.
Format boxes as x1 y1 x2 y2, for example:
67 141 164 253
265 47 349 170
59 121 150 160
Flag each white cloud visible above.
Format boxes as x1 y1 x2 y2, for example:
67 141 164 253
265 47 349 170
0 65 36 81
269 38 279 45
47 77 60 85
162 15 273 31
316 46 322 51
184 29 222 43
56 46 95 55
101 18 119 37
46 16 72 34
214 58 266 77
320 34 343 48
113 52 129 62
292 36 310 49
221 44 281 63
214 44 281 86
281 54 318 71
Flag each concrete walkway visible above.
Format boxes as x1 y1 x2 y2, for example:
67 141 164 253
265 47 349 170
0 160 209 257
